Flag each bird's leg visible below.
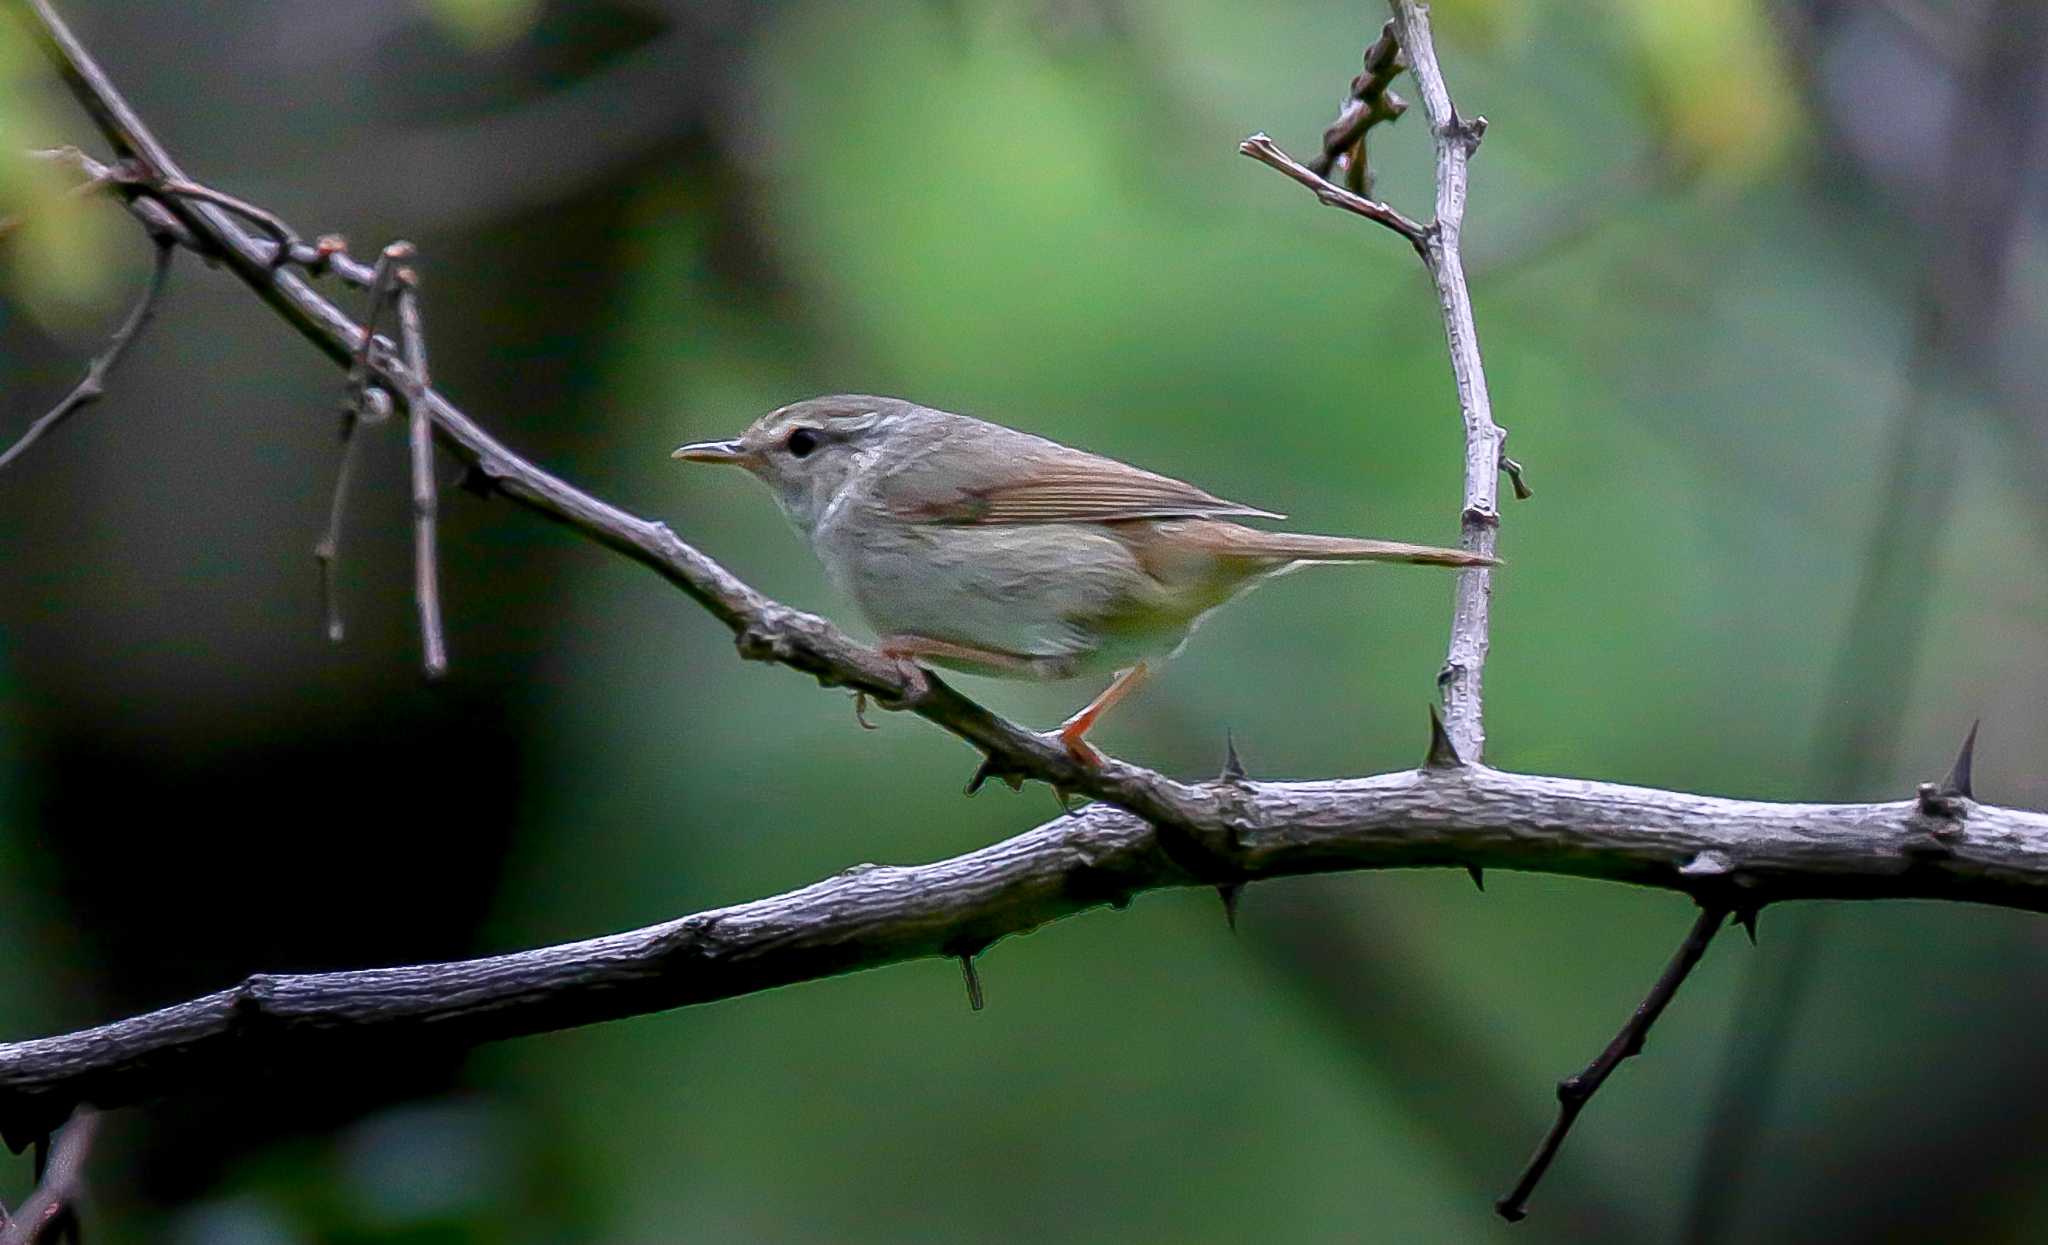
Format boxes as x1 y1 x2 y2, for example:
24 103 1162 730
1056 662 1149 767
871 634 1033 714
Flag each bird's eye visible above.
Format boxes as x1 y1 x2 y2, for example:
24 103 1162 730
786 427 820 459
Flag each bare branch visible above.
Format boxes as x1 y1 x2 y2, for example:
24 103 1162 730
1238 132 1428 250
0 238 171 473
1496 905 1729 1222
1386 0 1509 766
0 769 2041 1148
394 254 447 679
6 8 2048 1228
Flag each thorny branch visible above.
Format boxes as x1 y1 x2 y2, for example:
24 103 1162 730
0 0 2042 1231
0 766 2041 1150
1236 3 1712 1222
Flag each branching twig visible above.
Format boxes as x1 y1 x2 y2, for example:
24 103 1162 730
1385 0 1507 766
1307 18 1408 197
1242 2 1512 763
0 1111 96 1245
4 6 2046 1233
1496 906 1729 1222
1238 132 1428 250
0 238 171 473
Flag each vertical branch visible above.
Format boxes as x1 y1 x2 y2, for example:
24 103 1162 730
392 248 447 679
1387 0 1507 764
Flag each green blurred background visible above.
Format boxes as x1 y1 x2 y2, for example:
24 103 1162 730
4 0 2047 1240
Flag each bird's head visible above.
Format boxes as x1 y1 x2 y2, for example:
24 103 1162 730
672 394 920 533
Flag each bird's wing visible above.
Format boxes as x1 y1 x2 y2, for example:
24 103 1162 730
882 431 1283 526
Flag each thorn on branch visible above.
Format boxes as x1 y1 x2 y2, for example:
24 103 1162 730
1495 905 1728 1222
0 237 173 475
1216 883 1244 931
964 753 1026 796
1425 704 1464 768
1467 865 1485 891
1218 728 1250 785
957 952 986 1013
1735 906 1759 945
1448 110 1488 154
1942 719 1979 801
1915 724 1978 830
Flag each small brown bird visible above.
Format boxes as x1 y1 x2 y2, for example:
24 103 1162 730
675 395 1492 764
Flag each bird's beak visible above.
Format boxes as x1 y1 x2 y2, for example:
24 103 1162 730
671 438 753 467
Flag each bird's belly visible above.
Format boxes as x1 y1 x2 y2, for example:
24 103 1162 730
819 522 1194 679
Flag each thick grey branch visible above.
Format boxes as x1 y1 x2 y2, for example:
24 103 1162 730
0 765 2039 1149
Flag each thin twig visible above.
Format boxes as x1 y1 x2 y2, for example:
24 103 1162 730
1387 0 1506 765
0 238 172 473
0 1111 97 1245
1307 18 1408 197
148 177 298 263
314 245 407 645
1238 132 1428 249
1496 906 1729 1222
312 419 363 644
393 250 447 678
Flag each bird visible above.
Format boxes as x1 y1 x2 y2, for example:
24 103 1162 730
673 395 1494 766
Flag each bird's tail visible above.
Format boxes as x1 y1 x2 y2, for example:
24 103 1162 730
1194 524 1498 568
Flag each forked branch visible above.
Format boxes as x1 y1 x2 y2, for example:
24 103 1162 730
0 1 2041 1233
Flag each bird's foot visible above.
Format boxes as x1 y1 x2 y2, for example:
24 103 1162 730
1056 722 1105 769
871 647 932 709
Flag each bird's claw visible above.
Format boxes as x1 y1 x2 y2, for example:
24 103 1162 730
1057 728 1105 770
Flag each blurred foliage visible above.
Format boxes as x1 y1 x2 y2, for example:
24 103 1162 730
2 0 2046 1242
0 19 117 322
1606 0 1799 177
420 0 545 49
